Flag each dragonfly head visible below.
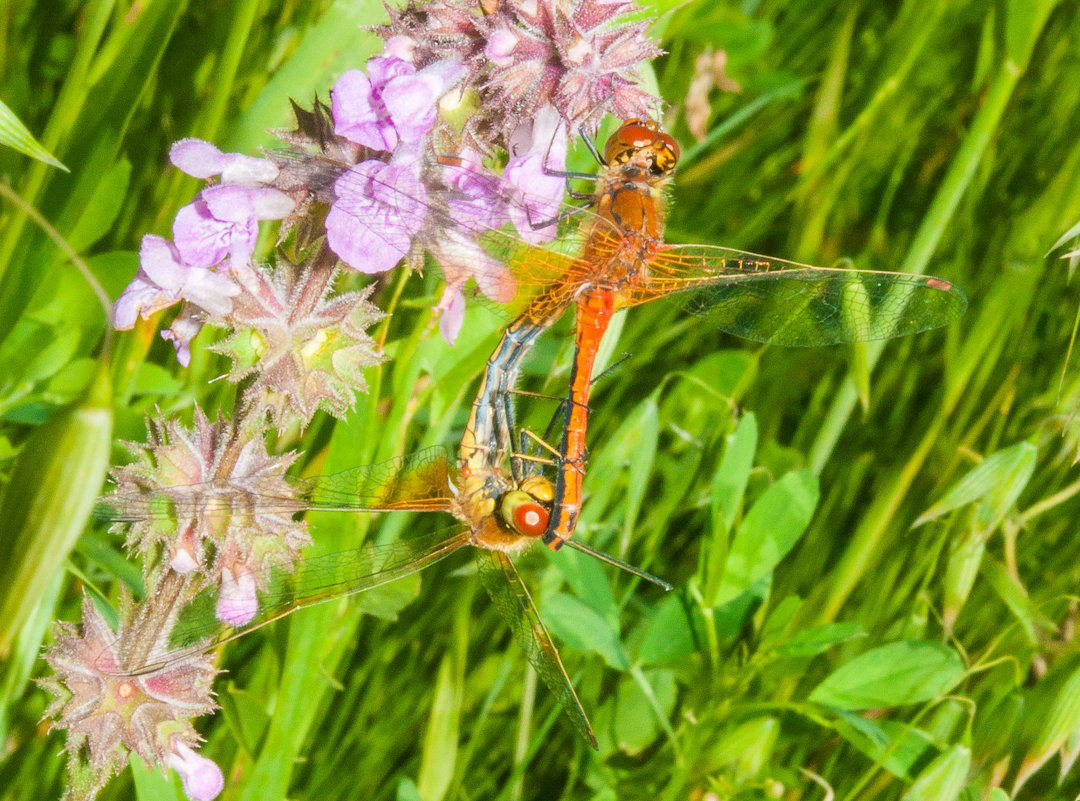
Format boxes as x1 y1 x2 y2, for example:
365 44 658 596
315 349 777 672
603 119 680 178
500 476 555 538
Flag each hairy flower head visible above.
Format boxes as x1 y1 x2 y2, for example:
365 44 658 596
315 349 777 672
105 407 311 603
379 0 662 143
210 260 387 431
40 593 219 801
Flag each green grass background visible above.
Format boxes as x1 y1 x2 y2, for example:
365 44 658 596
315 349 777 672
2 0 1080 799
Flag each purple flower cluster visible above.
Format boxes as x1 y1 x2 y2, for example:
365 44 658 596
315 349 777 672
113 142 295 365
323 51 569 341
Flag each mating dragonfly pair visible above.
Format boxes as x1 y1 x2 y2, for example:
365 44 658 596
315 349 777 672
97 119 967 747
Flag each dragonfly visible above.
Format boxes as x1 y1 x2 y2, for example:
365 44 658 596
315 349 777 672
96 443 669 749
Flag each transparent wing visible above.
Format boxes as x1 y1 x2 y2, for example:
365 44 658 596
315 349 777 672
95 446 459 523
476 550 597 748
624 245 967 346
108 527 472 676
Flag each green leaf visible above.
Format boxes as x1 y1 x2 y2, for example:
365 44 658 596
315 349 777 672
131 363 184 397
66 157 130 251
417 651 460 801
665 4 773 63
776 622 866 658
0 358 112 655
902 744 971 801
354 573 422 621
395 779 423 801
980 556 1055 643
705 412 757 607
548 542 616 618
0 99 66 170
581 394 661 525
850 339 871 412
613 669 676 754
130 755 178 801
914 442 1036 528
831 711 936 779
809 641 964 710
703 716 780 779
758 594 803 652
221 687 272 757
1004 0 1060 67
637 592 702 666
623 395 659 540
712 470 819 606
689 349 758 399
0 318 80 400
544 592 629 670
711 412 757 538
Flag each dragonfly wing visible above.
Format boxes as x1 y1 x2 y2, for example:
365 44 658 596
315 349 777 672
476 550 597 748
110 527 471 675
290 446 459 510
95 446 459 523
628 245 968 346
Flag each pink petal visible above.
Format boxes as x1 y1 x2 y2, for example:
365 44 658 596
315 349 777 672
486 28 519 63
504 107 567 243
438 286 466 344
332 69 396 151
218 154 279 186
366 56 415 89
383 35 415 62
138 235 188 292
216 567 258 626
172 201 232 269
167 741 224 801
114 278 172 329
170 139 227 178
202 185 295 222
327 158 426 273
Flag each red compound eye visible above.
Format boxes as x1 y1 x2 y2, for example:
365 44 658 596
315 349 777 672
604 118 655 163
513 501 550 538
500 489 551 538
603 119 680 174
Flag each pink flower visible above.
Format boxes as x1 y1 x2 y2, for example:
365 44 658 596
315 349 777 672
326 153 427 274
331 57 466 152
161 308 205 368
172 186 293 271
167 741 224 801
216 565 258 626
502 105 567 243
438 286 467 344
113 236 240 330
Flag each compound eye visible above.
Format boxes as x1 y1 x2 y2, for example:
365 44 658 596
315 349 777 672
500 490 551 538
651 134 680 175
659 132 681 162
604 119 653 164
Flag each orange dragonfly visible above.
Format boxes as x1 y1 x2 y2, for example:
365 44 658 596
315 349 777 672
422 119 969 549
96 445 668 748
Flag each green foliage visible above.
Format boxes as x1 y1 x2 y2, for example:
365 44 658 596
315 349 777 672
4 0 1080 800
